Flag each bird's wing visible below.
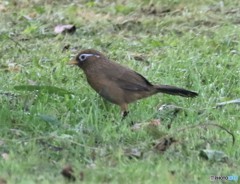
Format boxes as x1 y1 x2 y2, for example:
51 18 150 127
107 68 153 91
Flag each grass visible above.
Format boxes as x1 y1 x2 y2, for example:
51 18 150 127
0 0 240 183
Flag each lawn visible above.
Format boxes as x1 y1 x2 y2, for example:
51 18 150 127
0 0 240 183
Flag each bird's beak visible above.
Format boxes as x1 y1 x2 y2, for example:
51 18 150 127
68 59 78 65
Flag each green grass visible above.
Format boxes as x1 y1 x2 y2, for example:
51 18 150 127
0 0 240 183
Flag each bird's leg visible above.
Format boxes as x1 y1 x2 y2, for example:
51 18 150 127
120 104 129 120
122 111 129 119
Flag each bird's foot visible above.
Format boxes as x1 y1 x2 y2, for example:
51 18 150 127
121 111 129 120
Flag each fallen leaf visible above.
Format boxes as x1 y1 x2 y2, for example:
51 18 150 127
0 63 21 72
130 123 143 131
146 119 165 138
61 165 76 181
124 148 142 159
23 15 33 21
54 24 76 34
27 80 38 85
1 153 9 161
132 54 149 64
199 149 228 162
8 65 21 72
154 137 177 153
158 104 184 113
0 4 6 12
131 119 162 133
86 163 96 169
224 8 239 14
10 129 26 137
141 4 171 16
115 19 141 30
158 104 186 123
0 178 7 184
149 119 161 126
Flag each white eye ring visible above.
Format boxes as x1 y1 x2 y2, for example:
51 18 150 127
78 54 99 62
79 54 87 61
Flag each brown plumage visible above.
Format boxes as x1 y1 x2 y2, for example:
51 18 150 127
69 49 198 118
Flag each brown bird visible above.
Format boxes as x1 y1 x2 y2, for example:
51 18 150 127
69 49 198 118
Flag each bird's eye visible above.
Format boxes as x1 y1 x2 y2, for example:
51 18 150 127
79 54 87 61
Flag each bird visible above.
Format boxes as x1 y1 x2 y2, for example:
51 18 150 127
69 49 198 118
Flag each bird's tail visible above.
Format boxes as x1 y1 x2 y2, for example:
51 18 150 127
155 85 198 97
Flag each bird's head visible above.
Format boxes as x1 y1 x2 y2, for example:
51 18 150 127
69 49 105 69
